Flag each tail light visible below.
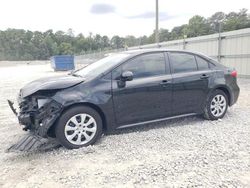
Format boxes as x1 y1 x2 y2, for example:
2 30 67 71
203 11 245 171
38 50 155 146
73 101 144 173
231 70 237 78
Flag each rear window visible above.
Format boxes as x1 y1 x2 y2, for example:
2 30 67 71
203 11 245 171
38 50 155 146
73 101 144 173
196 56 209 70
169 52 197 73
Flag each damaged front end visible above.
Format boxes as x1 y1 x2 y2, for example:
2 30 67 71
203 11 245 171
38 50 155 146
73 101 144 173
19 94 62 136
7 75 85 152
7 91 63 151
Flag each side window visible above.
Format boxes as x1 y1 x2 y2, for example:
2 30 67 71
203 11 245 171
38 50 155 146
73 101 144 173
114 53 166 79
169 52 197 73
112 66 122 80
196 56 209 70
102 72 111 80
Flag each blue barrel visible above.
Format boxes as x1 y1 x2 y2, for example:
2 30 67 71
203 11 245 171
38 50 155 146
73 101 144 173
51 55 75 71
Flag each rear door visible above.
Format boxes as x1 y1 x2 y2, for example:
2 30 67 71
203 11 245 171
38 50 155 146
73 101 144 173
168 52 212 115
112 52 172 126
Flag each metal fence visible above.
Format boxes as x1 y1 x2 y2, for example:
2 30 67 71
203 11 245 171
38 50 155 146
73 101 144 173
75 28 250 76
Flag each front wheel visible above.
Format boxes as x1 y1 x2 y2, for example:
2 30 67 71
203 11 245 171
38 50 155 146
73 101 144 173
55 106 103 149
203 89 228 120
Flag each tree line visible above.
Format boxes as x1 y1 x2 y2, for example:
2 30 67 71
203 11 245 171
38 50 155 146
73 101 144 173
0 9 249 61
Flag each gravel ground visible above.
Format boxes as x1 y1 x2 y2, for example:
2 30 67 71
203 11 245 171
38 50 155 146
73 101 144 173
0 63 249 187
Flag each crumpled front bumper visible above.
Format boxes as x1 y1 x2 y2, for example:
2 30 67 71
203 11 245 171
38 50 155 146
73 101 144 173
7 99 63 152
31 100 63 137
7 134 60 152
7 99 63 137
7 100 18 116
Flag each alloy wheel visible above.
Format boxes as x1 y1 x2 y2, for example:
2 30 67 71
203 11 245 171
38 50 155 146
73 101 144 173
64 113 97 145
210 94 227 117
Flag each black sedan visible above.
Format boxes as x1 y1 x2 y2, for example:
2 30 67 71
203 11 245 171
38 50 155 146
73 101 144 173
8 49 240 149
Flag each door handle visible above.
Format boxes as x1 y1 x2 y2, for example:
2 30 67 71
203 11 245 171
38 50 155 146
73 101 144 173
159 80 169 86
200 74 209 79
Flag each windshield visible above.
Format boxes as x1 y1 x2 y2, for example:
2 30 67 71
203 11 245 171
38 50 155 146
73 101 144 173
74 53 130 78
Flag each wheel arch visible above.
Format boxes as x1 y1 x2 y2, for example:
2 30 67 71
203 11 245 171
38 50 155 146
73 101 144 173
211 86 232 106
47 102 107 137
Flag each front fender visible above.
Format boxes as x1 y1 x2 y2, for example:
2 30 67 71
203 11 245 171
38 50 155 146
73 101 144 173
52 81 111 107
51 79 116 131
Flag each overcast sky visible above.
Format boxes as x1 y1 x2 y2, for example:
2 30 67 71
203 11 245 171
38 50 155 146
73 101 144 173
0 0 249 37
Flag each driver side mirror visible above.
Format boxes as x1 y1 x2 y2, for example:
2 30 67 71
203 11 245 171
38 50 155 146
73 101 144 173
121 71 133 81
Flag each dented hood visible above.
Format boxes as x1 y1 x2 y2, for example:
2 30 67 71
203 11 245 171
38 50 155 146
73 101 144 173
20 75 85 98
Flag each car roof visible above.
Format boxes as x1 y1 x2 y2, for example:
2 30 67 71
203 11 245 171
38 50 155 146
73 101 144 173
119 48 217 62
120 48 168 55
120 48 204 56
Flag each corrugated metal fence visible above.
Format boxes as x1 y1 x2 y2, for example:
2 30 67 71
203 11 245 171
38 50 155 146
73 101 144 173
75 28 250 76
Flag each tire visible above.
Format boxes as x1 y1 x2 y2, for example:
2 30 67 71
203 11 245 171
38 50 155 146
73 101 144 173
55 106 103 149
203 89 228 120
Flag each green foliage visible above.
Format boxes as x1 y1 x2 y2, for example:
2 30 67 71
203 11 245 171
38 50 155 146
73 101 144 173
186 16 210 37
159 29 170 42
223 9 250 31
0 9 249 60
170 25 188 40
59 42 73 55
124 35 138 47
111 35 125 49
207 12 226 33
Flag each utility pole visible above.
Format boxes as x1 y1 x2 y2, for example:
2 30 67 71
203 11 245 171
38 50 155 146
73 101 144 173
218 22 222 62
155 0 159 45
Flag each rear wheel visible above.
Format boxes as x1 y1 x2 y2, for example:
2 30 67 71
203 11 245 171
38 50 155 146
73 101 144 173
203 89 228 120
55 106 103 149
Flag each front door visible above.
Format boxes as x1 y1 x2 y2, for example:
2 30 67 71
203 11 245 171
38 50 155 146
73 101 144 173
112 52 172 126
